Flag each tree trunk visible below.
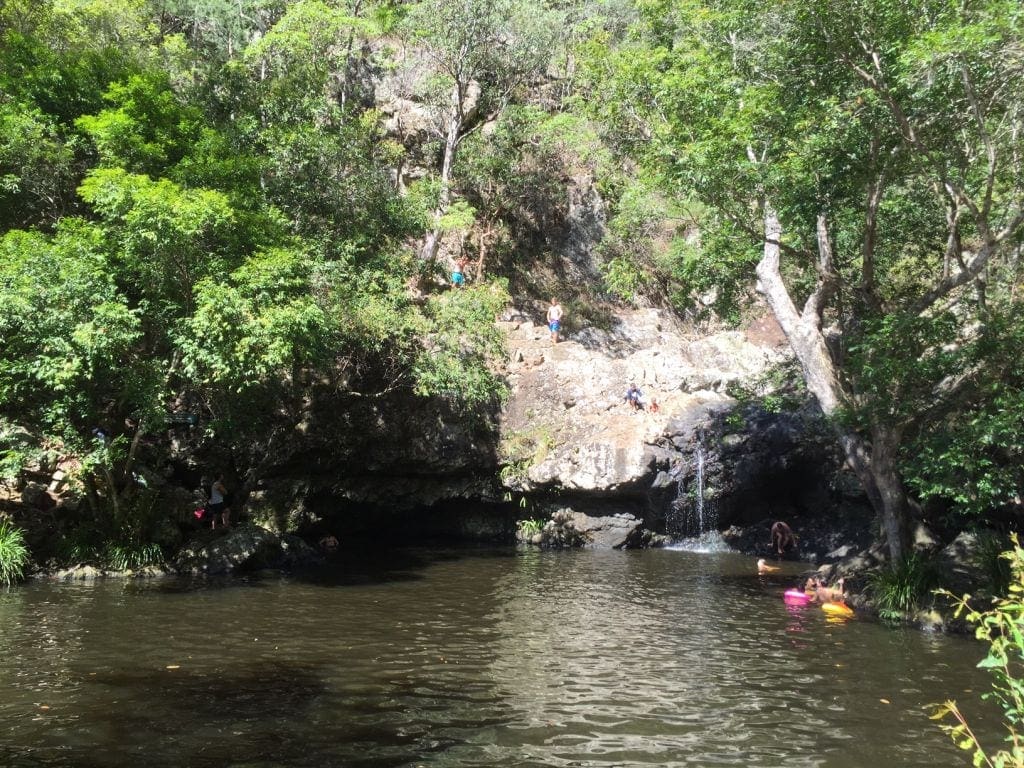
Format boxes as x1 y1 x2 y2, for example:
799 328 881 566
869 425 909 562
338 0 365 114
476 226 489 280
756 205 908 561
420 93 462 263
100 462 121 524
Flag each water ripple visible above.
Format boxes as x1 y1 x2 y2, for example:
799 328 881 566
0 547 997 767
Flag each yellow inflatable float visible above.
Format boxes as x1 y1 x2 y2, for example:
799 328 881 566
821 602 854 618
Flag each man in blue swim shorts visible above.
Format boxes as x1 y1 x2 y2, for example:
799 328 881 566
546 297 563 343
452 256 468 288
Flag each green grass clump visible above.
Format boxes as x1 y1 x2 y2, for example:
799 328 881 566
101 542 164 571
869 551 941 620
0 519 30 586
516 518 545 539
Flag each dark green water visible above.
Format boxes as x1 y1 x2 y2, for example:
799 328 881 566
0 547 998 767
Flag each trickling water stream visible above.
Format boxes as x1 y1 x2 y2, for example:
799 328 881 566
669 433 729 552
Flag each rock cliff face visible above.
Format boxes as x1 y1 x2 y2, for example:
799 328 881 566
498 307 785 497
235 47 856 544
246 303 859 546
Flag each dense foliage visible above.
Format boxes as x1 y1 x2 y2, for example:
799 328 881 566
936 538 1024 767
2 0 1024 570
0 519 29 586
578 0 1024 557
0 0 526 559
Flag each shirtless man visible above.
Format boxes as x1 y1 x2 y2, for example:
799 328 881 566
820 577 846 603
452 256 468 288
546 298 563 344
770 520 796 555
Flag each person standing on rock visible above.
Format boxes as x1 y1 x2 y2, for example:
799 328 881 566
208 474 231 530
546 298 563 343
452 256 468 288
624 382 644 411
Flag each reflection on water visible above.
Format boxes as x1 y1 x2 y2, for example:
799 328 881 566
0 547 996 767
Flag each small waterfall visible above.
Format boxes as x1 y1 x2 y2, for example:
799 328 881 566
667 431 730 553
693 439 706 533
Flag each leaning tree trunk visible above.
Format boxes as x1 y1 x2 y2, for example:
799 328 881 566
420 95 463 263
756 205 908 562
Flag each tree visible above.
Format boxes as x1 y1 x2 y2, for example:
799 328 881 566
400 0 562 263
0 102 77 229
0 0 514 567
0 221 156 520
456 105 613 283
581 0 1024 561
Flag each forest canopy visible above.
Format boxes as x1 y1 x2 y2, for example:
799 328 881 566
1 0 1023 566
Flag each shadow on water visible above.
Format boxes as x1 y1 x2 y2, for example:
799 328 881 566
135 574 276 595
135 544 522 594
291 542 519 589
31 660 480 768
82 661 327 721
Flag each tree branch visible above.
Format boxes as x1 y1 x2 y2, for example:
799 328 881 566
860 137 892 312
959 59 997 221
801 213 839 325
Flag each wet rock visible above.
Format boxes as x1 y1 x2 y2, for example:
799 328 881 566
540 507 642 549
935 531 992 598
914 609 946 632
280 534 324 569
175 524 289 575
21 482 54 510
54 565 102 581
826 544 855 560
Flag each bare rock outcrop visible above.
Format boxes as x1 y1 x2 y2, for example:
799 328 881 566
539 508 643 549
499 307 788 496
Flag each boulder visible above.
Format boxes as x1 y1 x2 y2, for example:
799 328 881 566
936 531 994 597
54 564 102 581
541 508 642 549
175 524 291 575
280 534 324 569
21 481 55 510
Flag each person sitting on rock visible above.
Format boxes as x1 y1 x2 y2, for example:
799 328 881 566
624 382 644 411
770 520 796 555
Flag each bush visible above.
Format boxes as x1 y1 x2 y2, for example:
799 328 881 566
934 535 1024 767
869 551 941 620
0 519 30 586
53 526 164 571
101 542 164 571
516 518 544 539
976 531 1014 598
